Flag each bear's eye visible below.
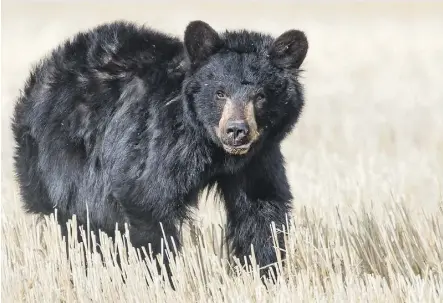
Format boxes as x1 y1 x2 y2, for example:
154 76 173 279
216 90 226 99
256 93 265 102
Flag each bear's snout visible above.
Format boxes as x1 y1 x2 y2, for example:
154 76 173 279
216 99 261 155
225 120 250 146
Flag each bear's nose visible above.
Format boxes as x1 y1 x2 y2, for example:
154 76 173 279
225 120 249 145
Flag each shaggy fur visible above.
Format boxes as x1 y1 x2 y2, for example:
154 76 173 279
12 20 308 281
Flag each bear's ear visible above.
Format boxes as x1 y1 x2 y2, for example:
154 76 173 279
269 30 308 70
184 20 223 67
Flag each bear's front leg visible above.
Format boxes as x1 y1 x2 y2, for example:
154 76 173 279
218 147 293 280
122 207 181 262
112 182 187 288
119 204 183 288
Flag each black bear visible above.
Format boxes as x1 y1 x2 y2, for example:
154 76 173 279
12 20 308 281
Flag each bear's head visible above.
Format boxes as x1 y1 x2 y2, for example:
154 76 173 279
182 21 308 156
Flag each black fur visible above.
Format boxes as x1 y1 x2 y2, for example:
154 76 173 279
12 20 308 281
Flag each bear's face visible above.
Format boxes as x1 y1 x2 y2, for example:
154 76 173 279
183 21 308 156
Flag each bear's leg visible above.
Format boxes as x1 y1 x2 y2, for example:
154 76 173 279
218 147 292 281
123 210 182 288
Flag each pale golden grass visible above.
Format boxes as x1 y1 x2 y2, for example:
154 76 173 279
2 198 442 302
1 2 443 302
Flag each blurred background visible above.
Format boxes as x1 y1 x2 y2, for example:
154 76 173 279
2 1 443 223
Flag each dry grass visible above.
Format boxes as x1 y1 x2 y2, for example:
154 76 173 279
2 199 442 302
1 2 443 302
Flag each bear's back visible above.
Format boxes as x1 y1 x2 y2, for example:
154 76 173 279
11 21 187 216
13 21 185 143
48 21 184 76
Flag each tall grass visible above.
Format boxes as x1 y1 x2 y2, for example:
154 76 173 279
2 198 442 302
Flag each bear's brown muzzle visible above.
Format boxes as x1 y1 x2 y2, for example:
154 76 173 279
216 99 260 155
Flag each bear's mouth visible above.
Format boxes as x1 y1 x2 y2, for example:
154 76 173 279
222 143 252 155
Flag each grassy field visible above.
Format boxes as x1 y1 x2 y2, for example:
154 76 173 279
1 2 443 302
